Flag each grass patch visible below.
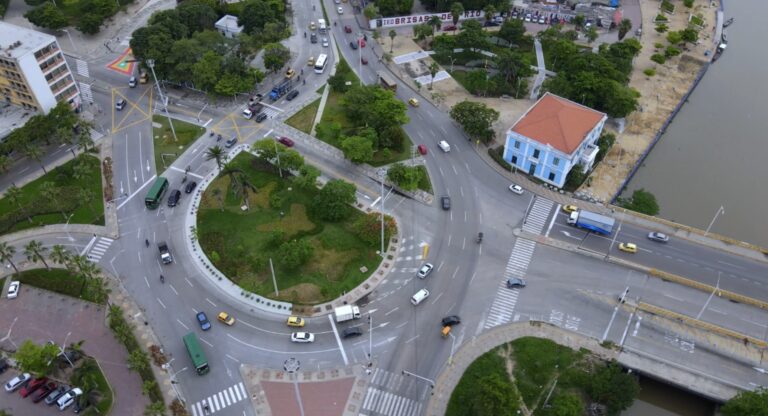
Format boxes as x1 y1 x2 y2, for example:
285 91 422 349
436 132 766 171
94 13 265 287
416 166 432 193
0 154 103 235
510 337 582 406
15 268 107 304
197 153 383 304
446 348 520 415
152 116 206 174
286 98 322 134
71 358 113 415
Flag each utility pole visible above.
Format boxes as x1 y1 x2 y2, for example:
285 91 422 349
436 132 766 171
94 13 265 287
379 169 386 257
146 59 177 141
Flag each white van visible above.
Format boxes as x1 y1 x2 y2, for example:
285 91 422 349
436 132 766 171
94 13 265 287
411 288 430 305
242 108 253 119
438 141 450 152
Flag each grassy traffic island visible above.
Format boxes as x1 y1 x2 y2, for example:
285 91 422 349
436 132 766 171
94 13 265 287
447 337 639 416
197 150 396 305
152 115 206 174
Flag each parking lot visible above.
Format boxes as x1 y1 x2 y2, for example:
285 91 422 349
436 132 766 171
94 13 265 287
0 284 147 415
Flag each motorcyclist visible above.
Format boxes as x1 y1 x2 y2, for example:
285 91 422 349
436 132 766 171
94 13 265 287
304 31 307 38
160 275 165 283
145 239 149 247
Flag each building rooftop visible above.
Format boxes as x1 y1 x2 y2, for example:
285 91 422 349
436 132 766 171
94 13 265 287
215 15 242 30
0 21 56 60
511 92 606 154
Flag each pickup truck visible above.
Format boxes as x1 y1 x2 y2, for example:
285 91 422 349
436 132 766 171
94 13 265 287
158 242 173 264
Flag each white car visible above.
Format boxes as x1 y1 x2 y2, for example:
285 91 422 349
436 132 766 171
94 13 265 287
322 38 329 47
291 332 315 343
508 184 524 195
57 388 83 411
337 6 343 14
417 263 434 279
7 281 19 299
242 108 253 119
4 373 31 392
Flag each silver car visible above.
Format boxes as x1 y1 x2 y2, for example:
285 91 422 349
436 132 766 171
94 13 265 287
506 278 527 289
647 232 669 243
417 263 434 279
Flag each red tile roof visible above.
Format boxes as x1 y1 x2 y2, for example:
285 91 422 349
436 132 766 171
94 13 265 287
511 93 605 154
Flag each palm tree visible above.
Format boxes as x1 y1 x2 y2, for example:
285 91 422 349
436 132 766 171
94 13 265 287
22 144 46 174
428 62 440 90
78 188 95 218
483 5 496 26
204 145 226 172
0 242 19 275
40 182 67 221
50 245 71 266
388 30 397 53
451 2 464 28
428 15 442 38
618 18 633 40
24 240 50 270
72 159 90 182
0 154 12 173
5 185 31 223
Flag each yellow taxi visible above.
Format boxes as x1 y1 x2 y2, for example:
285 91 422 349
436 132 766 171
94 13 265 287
287 316 305 327
309 21 316 30
217 312 236 325
408 98 420 107
562 204 578 213
285 68 296 79
308 56 315 66
618 243 637 253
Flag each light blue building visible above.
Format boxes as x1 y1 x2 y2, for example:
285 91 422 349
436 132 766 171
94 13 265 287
503 93 607 188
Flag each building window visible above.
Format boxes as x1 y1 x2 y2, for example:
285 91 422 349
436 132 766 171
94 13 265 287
533 149 540 159
553 157 560 166
548 172 555 181
514 141 520 149
511 155 517 165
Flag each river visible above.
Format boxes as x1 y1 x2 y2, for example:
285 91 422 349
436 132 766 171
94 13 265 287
622 376 716 416
622 0 768 247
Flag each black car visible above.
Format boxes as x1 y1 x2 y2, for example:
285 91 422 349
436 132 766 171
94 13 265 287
44 385 69 405
442 315 461 327
286 90 300 101
0 359 8 374
310 33 318 43
255 112 268 122
225 137 238 148
167 189 181 207
349 41 358 50
441 196 451 210
342 327 363 338
184 181 197 194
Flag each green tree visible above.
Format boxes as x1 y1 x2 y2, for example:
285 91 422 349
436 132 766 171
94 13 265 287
263 42 291 73
428 62 440 90
495 49 531 84
204 145 226 172
0 155 12 173
655 23 668 33
573 14 585 29
428 15 442 37
722 388 768 416
341 136 375 163
240 0 284 35
680 27 698 44
76 13 104 35
341 85 409 148
127 349 150 373
252 139 279 161
315 121 343 143
483 5 496 25
388 29 397 53
0 242 18 275
292 165 321 190
277 239 314 269
617 18 632 40
144 401 166 416
353 212 397 246
363 4 379 20
586 362 640 414
5 185 31 223
50 244 72 266
564 165 586 190
387 163 422 191
24 240 49 270
24 2 69 30
312 179 356 222
413 23 433 42
23 144 46 174
618 188 660 216
549 392 583 416
450 100 499 143
192 50 223 92
40 182 66 220
585 26 599 44
595 132 616 164
450 2 464 27
666 31 682 45
142 379 158 396
456 20 488 52
15 340 59 377
498 19 526 45
177 2 218 33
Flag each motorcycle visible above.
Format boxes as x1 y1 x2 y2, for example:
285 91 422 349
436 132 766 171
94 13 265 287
477 232 483 243
145 239 149 247
160 275 165 284
216 134 222 142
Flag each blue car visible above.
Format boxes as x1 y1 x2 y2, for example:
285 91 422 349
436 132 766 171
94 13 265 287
196 312 211 331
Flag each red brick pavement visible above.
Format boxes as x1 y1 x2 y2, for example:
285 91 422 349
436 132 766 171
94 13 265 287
262 377 355 416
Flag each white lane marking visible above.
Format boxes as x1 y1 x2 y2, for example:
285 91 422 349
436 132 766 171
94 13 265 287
206 298 217 307
176 319 190 330
156 298 166 309
329 314 349 365
385 307 399 316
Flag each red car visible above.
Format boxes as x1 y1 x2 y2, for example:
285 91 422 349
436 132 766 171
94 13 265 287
344 25 352 33
19 377 48 398
32 382 57 403
443 24 457 31
417 144 427 155
277 136 295 147
361 56 368 65
359 39 366 48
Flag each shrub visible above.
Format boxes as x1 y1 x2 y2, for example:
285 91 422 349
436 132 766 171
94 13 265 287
665 46 681 58
660 0 674 13
650 54 666 64
643 68 656 77
617 188 660 215
488 146 512 171
684 0 694 7
654 14 668 22
654 42 664 49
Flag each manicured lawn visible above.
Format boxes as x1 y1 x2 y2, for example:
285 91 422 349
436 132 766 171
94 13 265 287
152 115 206 173
416 166 432 193
0 154 104 235
15 268 106 304
286 97 321 134
197 153 384 305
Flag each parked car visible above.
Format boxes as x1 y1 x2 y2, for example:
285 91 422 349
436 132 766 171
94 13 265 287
225 136 238 148
4 373 31 392
562 205 578 213
277 136 295 147
342 327 363 338
524 13 532 22
441 196 451 210
538 16 546 24
0 359 8 375
19 377 48 398
217 312 235 326
647 232 669 243
7 281 19 299
286 90 300 101
618 242 637 253
287 316 305 327
508 184 524 194
291 332 315 343
417 263 434 279
483 21 500 27
184 181 197 194
32 382 57 403
128 76 137 88
115 98 126 110
349 41 358 50
196 312 212 331
506 277 527 289
57 387 83 411
344 25 352 33
167 189 181 207
441 315 461 327
44 384 69 405
443 24 457 31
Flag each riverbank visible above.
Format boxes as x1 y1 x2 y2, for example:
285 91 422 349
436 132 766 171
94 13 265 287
583 0 721 202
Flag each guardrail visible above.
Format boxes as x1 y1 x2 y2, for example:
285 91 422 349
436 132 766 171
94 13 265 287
648 268 768 311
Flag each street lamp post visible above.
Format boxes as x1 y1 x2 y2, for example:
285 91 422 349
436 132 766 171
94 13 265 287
704 205 725 236
378 169 386 256
61 29 76 53
367 313 373 369
164 359 189 403
284 358 305 416
146 59 177 141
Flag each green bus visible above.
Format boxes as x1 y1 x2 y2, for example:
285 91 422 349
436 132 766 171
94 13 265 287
145 177 169 209
183 332 209 375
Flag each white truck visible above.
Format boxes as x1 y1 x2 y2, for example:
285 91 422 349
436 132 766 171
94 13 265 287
334 305 361 323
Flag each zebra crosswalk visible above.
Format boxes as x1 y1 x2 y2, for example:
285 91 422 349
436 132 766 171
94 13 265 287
484 238 535 329
75 59 89 78
191 382 247 416
522 197 554 234
78 82 93 103
361 368 425 416
85 237 113 263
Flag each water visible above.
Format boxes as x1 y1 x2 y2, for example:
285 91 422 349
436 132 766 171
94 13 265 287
622 376 716 416
623 0 768 247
